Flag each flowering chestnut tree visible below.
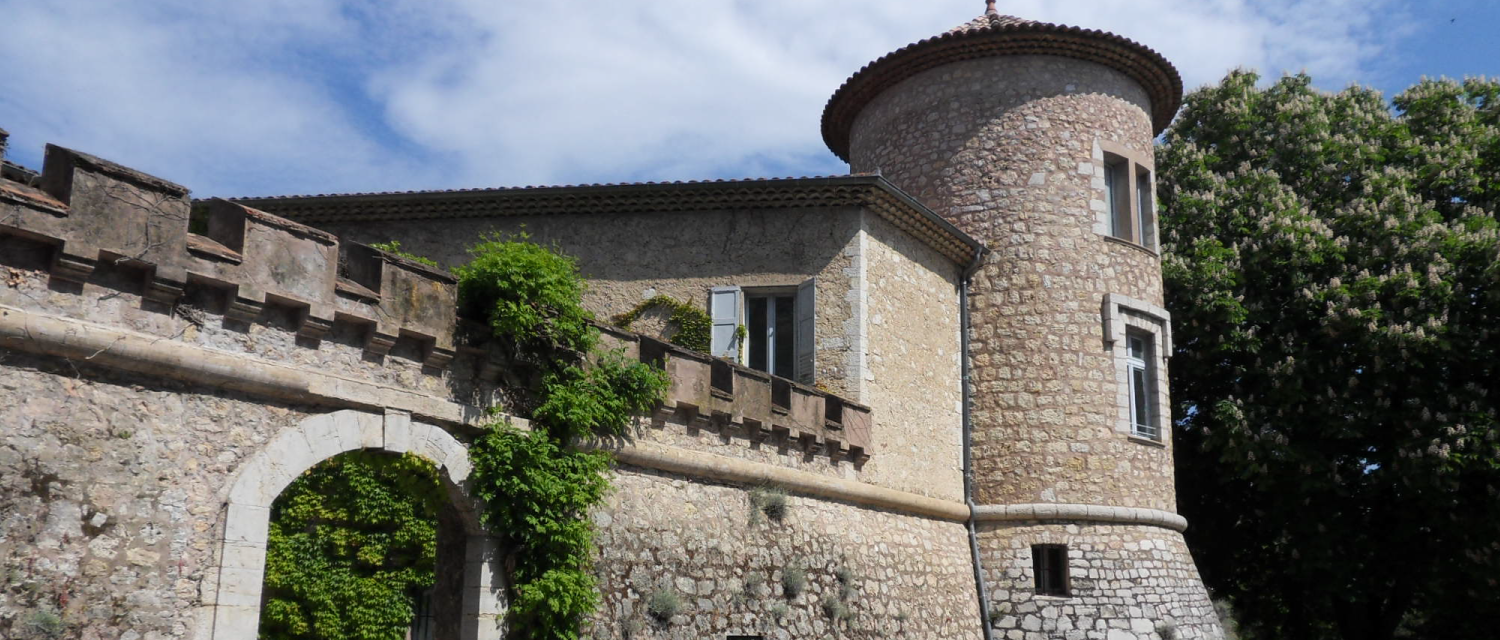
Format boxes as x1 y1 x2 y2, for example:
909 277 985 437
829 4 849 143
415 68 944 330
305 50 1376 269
1159 71 1500 640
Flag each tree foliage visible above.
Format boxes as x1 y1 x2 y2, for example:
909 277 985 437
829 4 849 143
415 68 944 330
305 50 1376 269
259 452 447 640
1159 71 1500 640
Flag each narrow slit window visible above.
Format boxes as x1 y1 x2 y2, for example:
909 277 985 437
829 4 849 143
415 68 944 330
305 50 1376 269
1032 544 1069 596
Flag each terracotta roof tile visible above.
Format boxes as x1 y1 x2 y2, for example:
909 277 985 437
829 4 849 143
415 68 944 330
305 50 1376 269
822 11 1183 160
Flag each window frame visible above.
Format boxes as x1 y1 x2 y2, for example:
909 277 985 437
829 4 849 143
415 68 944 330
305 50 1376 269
709 282 816 384
1102 293 1171 445
1094 141 1156 251
1031 544 1070 597
1126 331 1157 440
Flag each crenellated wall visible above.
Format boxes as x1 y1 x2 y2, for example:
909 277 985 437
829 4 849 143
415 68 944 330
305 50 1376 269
0 137 992 639
2 144 461 368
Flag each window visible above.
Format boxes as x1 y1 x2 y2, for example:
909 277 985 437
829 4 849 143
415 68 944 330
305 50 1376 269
1097 142 1155 250
1102 293 1171 443
1126 332 1157 440
1105 154 1130 239
1136 166 1155 249
746 293 795 379
1032 544 1069 596
709 281 816 384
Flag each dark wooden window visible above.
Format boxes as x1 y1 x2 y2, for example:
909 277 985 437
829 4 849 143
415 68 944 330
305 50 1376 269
1032 544 1069 596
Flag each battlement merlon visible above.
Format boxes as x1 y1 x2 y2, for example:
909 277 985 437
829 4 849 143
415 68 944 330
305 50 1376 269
0 140 876 461
0 143 459 368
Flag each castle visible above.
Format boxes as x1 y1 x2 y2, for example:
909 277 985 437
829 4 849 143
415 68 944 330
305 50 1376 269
0 4 1226 639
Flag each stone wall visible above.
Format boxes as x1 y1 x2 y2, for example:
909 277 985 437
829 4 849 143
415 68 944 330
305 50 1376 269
848 53 1174 512
0 348 315 639
976 522 1221 640
860 213 965 501
589 467 982 639
316 207 871 401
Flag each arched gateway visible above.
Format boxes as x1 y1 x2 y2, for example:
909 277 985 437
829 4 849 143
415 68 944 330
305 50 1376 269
200 410 507 639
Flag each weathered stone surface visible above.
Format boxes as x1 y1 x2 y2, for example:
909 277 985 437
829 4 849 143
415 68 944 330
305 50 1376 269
589 467 982 639
847 50 1221 637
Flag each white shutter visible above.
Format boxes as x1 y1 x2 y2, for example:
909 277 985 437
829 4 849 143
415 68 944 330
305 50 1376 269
709 286 741 359
794 278 815 384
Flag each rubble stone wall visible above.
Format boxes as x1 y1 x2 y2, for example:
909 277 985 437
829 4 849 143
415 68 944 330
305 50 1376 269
976 522 1222 640
860 212 965 501
589 466 983 640
845 53 1220 639
848 53 1174 512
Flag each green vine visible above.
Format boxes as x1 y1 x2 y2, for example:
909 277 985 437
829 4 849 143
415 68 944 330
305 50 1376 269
259 235 667 640
611 295 712 353
369 240 439 268
258 452 446 640
457 234 669 639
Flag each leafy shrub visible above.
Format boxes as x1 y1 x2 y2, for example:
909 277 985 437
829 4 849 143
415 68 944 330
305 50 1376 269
258 452 445 640
368 240 439 268
822 597 853 622
20 607 64 639
646 588 683 622
781 565 807 598
455 234 595 356
467 424 612 638
749 486 788 522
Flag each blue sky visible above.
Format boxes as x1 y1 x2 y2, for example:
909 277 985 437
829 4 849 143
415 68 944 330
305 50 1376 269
0 0 1494 198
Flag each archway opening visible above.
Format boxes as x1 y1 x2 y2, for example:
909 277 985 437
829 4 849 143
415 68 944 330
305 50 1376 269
256 450 465 640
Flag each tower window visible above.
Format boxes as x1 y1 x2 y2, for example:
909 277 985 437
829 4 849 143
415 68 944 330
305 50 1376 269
1032 544 1070 596
1126 332 1158 440
1104 154 1131 240
1136 166 1155 249
1096 142 1156 251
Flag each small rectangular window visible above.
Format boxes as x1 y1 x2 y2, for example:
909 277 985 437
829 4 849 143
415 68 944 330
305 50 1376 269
1032 544 1069 596
1126 333 1158 440
1136 167 1155 249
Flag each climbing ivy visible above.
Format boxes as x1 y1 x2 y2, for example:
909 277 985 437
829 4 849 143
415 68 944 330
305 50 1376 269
258 452 446 640
611 295 712 353
457 235 669 639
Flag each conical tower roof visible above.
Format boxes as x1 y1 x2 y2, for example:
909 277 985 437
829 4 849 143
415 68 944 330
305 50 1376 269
821 4 1182 161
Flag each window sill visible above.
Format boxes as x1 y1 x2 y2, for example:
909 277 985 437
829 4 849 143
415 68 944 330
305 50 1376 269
1101 233 1159 258
1128 434 1166 448
1032 594 1073 601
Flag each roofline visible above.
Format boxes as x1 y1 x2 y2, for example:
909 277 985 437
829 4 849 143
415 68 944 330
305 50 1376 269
229 174 989 266
822 20 1184 161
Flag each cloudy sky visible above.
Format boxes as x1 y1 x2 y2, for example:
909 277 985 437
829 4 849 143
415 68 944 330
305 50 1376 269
0 0 1493 198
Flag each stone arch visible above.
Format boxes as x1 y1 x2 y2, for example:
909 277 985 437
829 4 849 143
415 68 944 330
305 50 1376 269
201 409 506 639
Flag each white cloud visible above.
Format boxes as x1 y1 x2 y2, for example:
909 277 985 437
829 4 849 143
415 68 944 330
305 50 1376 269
0 0 1411 196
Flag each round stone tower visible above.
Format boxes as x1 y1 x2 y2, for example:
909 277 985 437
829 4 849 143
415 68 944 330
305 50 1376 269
823 5 1224 638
